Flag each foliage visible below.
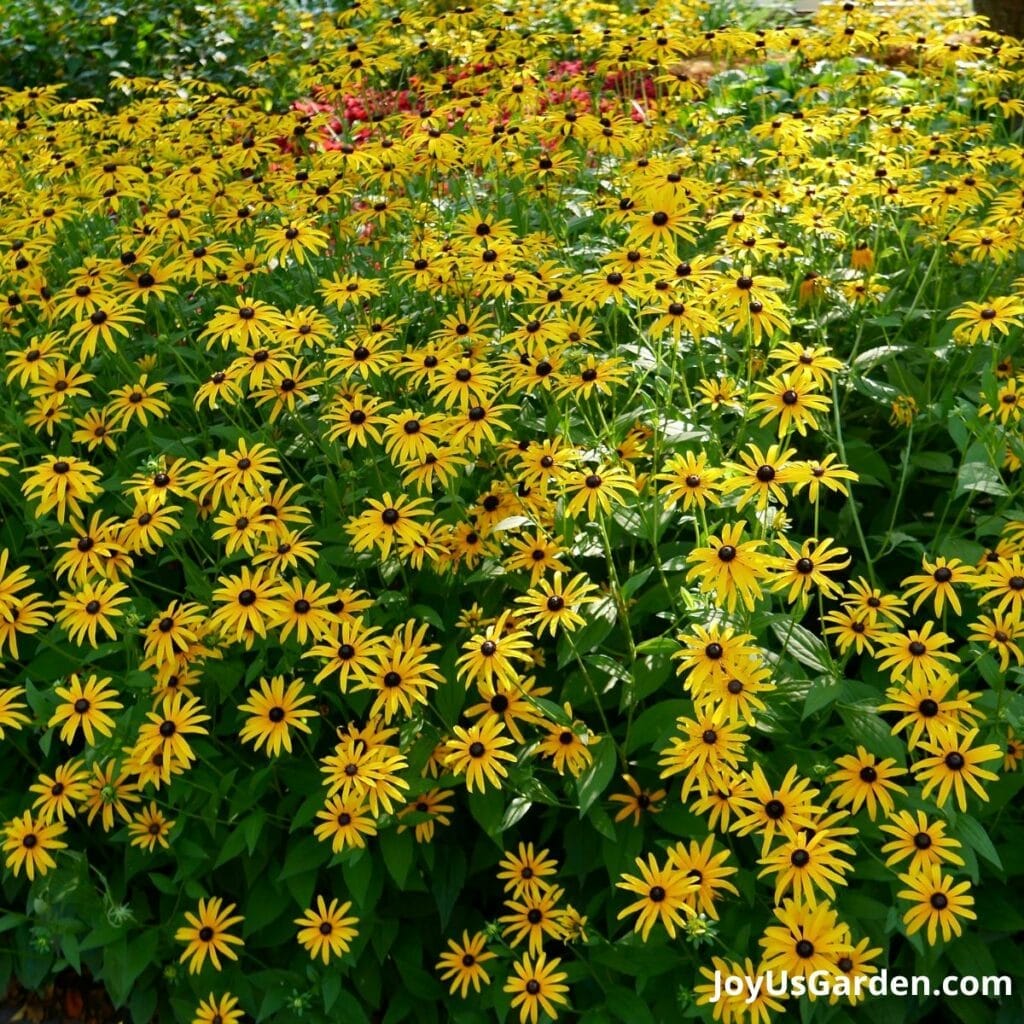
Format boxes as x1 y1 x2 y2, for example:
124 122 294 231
1 1 1024 1023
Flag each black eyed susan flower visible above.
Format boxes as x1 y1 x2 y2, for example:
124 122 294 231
826 746 907 819
0 686 30 739
789 454 858 503
210 566 284 644
732 764 821 855
536 706 596 778
841 576 908 625
135 693 210 776
502 531 569 585
901 556 976 616
238 676 316 756
29 759 88 823
49 674 122 745
2 811 67 880
686 521 772 613
55 578 130 647
497 842 559 901
721 443 797 511
828 930 883 1007
665 836 739 920
616 853 697 941
175 897 245 974
191 993 244 1024
695 957 785 1023
445 718 517 793
609 774 666 827
436 930 496 998
294 896 359 964
658 708 750 798
500 884 567 955
514 572 600 636
21 454 104 523
655 451 723 511
749 372 832 437
771 536 850 605
305 617 388 692
313 794 377 852
875 622 960 686
355 620 443 723
128 801 175 852
974 555 1024 616
563 463 636 520
319 737 409 816
396 788 455 844
912 728 1003 811
504 952 570 1024
879 675 981 750
759 899 850 988
82 759 140 831
269 578 336 645
456 610 534 689
898 866 976 944
968 610 1024 671
757 830 854 907
346 491 431 559
880 809 965 872
948 295 1024 344
201 296 287 350
689 772 755 833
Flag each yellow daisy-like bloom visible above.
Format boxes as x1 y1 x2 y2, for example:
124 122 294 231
175 897 245 974
21 454 104 523
759 899 851 991
513 572 600 636
2 811 67 880
444 717 517 793
874 622 960 686
238 676 317 755
898 866 976 944
496 842 560 900
191 992 244 1024
294 896 359 964
49 674 122 745
436 930 496 998
55 578 130 647
749 372 832 436
313 794 378 853
128 802 175 852
912 728 1003 811
535 707 596 778
948 295 1024 344
616 853 697 941
757 830 854 908
686 521 773 612
562 463 637 520
504 951 570 1024
456 610 534 689
770 536 850 605
826 746 907 820
0 686 31 739
900 556 976 616
345 491 431 559
879 810 965 873
29 759 89 823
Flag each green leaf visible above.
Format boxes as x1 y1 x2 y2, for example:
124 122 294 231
380 827 414 888
953 814 1002 869
802 679 843 719
468 787 505 843
576 737 618 816
770 617 831 673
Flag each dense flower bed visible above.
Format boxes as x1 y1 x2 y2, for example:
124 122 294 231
2 1 1024 1022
